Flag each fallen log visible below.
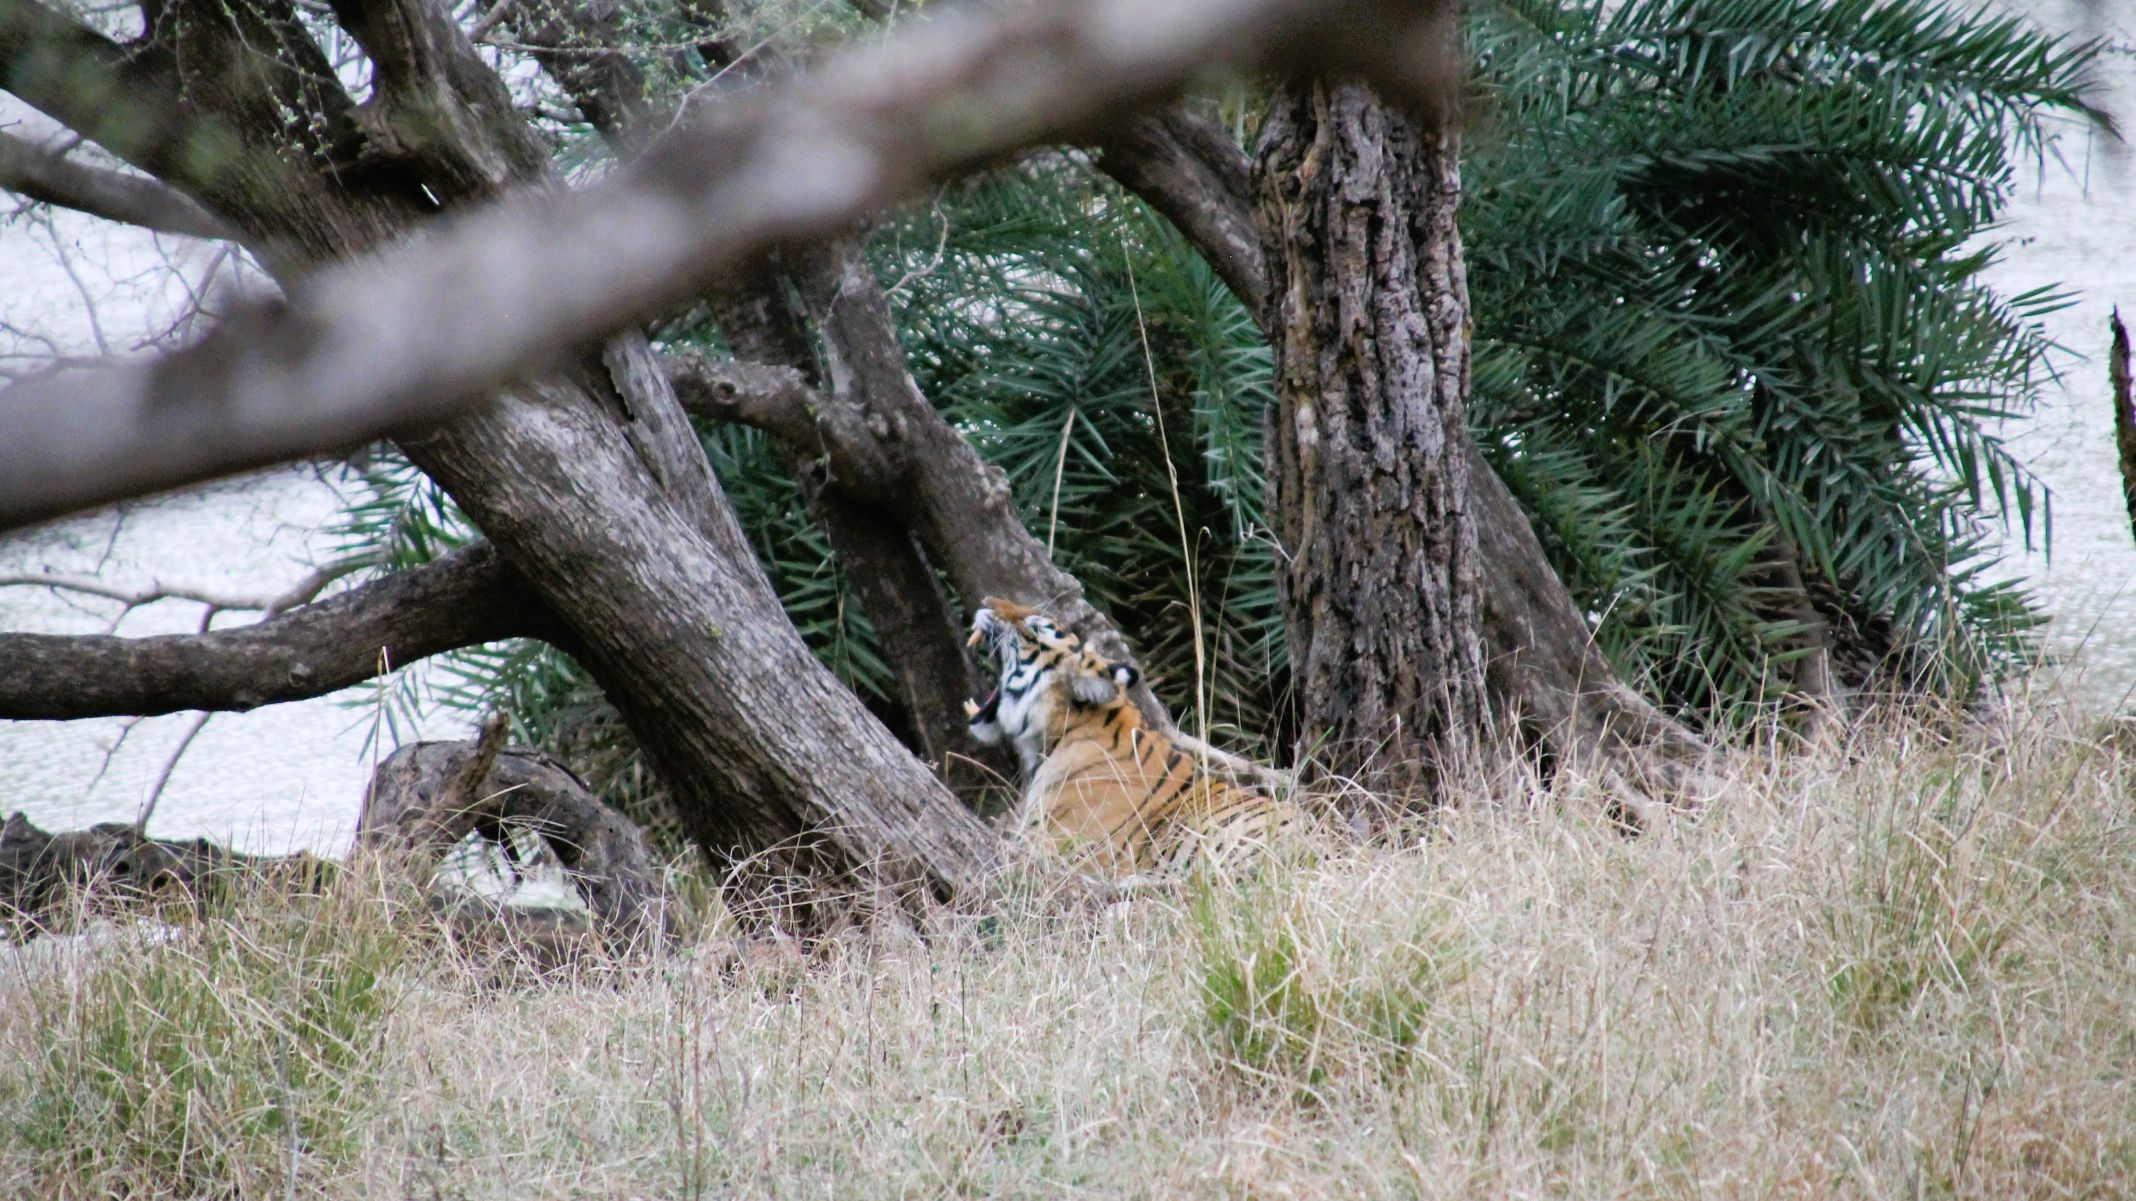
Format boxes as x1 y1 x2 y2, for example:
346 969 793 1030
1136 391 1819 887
5 720 673 957
0 812 333 934
356 713 675 949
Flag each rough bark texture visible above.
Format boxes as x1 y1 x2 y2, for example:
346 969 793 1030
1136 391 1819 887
1256 79 1486 792
356 717 672 948
0 0 1487 927
664 309 1152 713
394 355 1002 918
1102 96 1714 813
0 545 535 719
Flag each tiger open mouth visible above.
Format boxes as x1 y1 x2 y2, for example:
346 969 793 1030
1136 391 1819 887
969 685 1000 722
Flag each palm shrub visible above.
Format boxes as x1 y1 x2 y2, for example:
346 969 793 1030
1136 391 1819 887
1462 0 2103 711
329 0 2101 794
885 166 1292 753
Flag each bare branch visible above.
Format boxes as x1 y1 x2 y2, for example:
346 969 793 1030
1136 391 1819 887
0 130 236 240
0 0 1455 531
0 544 544 719
1090 108 1268 314
663 347 904 486
134 710 211 829
0 555 374 617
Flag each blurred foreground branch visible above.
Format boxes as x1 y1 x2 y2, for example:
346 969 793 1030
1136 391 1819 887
0 0 1453 530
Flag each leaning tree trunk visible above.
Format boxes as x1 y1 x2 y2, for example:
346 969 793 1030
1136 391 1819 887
1467 442 1717 823
396 369 1003 920
1255 79 1487 795
503 1 994 787
0 0 1000 923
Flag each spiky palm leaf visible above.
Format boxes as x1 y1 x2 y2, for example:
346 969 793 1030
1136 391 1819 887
1464 0 2099 711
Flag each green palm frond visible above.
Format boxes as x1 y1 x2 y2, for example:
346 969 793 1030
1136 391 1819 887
327 0 2095 784
1465 0 2093 710
886 166 1294 752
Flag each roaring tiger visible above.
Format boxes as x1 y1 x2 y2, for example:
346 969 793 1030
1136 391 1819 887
964 597 1296 877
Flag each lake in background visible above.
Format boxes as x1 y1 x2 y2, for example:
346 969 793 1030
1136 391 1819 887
5 1 2136 851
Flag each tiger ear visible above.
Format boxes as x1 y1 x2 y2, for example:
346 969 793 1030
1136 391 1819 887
1111 663 1141 691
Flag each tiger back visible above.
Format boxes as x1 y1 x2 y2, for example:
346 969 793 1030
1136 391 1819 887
966 597 1295 877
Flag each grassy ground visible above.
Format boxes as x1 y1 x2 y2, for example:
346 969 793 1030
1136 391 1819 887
3 701 2133 1199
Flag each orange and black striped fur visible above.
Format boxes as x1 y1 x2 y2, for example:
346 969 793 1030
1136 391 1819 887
965 597 1295 877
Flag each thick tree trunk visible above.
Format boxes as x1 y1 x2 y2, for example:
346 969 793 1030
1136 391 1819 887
1256 80 1486 794
0 0 1000 922
1104 101 1715 815
708 249 1000 784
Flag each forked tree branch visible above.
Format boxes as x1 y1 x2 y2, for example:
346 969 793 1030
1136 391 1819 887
0 545 541 719
0 0 1454 531
666 342 1288 793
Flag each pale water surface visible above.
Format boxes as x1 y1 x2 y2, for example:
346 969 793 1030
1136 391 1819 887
1980 1 2136 697
0 470 462 855
0 97 467 852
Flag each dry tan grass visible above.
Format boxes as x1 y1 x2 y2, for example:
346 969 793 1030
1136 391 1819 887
4 700 2134 1199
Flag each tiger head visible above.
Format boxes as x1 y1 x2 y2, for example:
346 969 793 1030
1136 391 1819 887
965 598 1141 773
